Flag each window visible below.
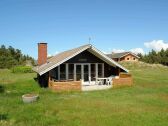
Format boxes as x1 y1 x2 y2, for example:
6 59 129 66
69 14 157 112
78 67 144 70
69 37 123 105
133 58 136 60
76 65 81 81
50 67 58 80
60 64 66 80
68 64 74 80
91 64 95 81
84 65 89 81
127 58 129 60
98 64 103 77
55 67 58 80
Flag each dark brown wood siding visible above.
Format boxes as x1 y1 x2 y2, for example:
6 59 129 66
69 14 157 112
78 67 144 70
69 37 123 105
38 72 49 87
66 50 120 77
65 50 104 63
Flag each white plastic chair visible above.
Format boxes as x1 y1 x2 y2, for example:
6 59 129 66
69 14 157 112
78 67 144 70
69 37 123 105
106 76 114 85
96 78 104 85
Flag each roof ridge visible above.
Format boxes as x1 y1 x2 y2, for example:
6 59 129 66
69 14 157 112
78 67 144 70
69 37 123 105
112 51 128 54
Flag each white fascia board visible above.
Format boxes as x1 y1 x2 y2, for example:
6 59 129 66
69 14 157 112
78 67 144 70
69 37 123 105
89 46 129 73
39 45 91 75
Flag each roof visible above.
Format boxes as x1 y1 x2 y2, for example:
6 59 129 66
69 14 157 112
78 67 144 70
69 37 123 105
107 52 140 59
33 44 129 75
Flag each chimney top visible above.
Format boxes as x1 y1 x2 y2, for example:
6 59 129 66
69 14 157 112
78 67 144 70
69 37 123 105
38 42 47 45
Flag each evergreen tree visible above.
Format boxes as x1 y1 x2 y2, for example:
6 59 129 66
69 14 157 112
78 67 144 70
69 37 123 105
139 48 168 66
0 45 35 68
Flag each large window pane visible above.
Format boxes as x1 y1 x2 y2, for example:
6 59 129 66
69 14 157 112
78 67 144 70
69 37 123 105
68 64 74 80
60 64 66 80
91 64 95 81
98 64 103 77
50 67 58 80
84 65 89 81
76 65 81 81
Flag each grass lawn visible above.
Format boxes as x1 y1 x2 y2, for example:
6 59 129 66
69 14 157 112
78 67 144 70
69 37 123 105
0 62 168 126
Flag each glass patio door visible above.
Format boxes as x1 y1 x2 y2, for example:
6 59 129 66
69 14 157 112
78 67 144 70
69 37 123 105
75 64 90 82
76 65 81 81
83 64 89 81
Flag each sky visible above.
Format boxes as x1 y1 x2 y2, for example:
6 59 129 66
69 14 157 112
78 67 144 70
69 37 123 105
0 0 168 59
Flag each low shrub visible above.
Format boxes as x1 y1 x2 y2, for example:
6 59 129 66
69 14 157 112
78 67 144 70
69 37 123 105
0 85 5 93
11 66 33 73
0 113 8 121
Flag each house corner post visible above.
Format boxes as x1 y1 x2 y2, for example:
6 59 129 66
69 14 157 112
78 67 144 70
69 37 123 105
48 72 51 88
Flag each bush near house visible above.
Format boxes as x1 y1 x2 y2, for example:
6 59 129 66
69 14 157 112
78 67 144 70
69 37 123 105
11 66 33 73
0 85 5 93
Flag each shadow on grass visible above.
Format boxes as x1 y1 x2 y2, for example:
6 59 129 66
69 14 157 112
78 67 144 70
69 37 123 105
0 113 8 121
0 85 5 93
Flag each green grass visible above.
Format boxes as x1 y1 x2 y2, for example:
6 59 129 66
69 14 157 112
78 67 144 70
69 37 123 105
0 63 168 126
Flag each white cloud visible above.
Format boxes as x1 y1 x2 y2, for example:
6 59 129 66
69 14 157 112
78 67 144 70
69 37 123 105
103 48 113 54
144 40 168 52
112 49 125 53
102 51 109 54
55 51 59 55
48 51 59 57
48 54 52 57
130 48 145 55
111 48 144 55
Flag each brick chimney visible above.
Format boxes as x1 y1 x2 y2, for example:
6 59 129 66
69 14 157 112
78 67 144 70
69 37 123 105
38 42 47 65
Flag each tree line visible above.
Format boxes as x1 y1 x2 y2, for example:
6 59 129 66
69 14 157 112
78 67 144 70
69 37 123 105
0 45 35 68
138 49 168 66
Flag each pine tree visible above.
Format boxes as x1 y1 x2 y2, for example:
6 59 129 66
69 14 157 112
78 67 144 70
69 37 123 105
0 45 35 68
139 48 168 66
